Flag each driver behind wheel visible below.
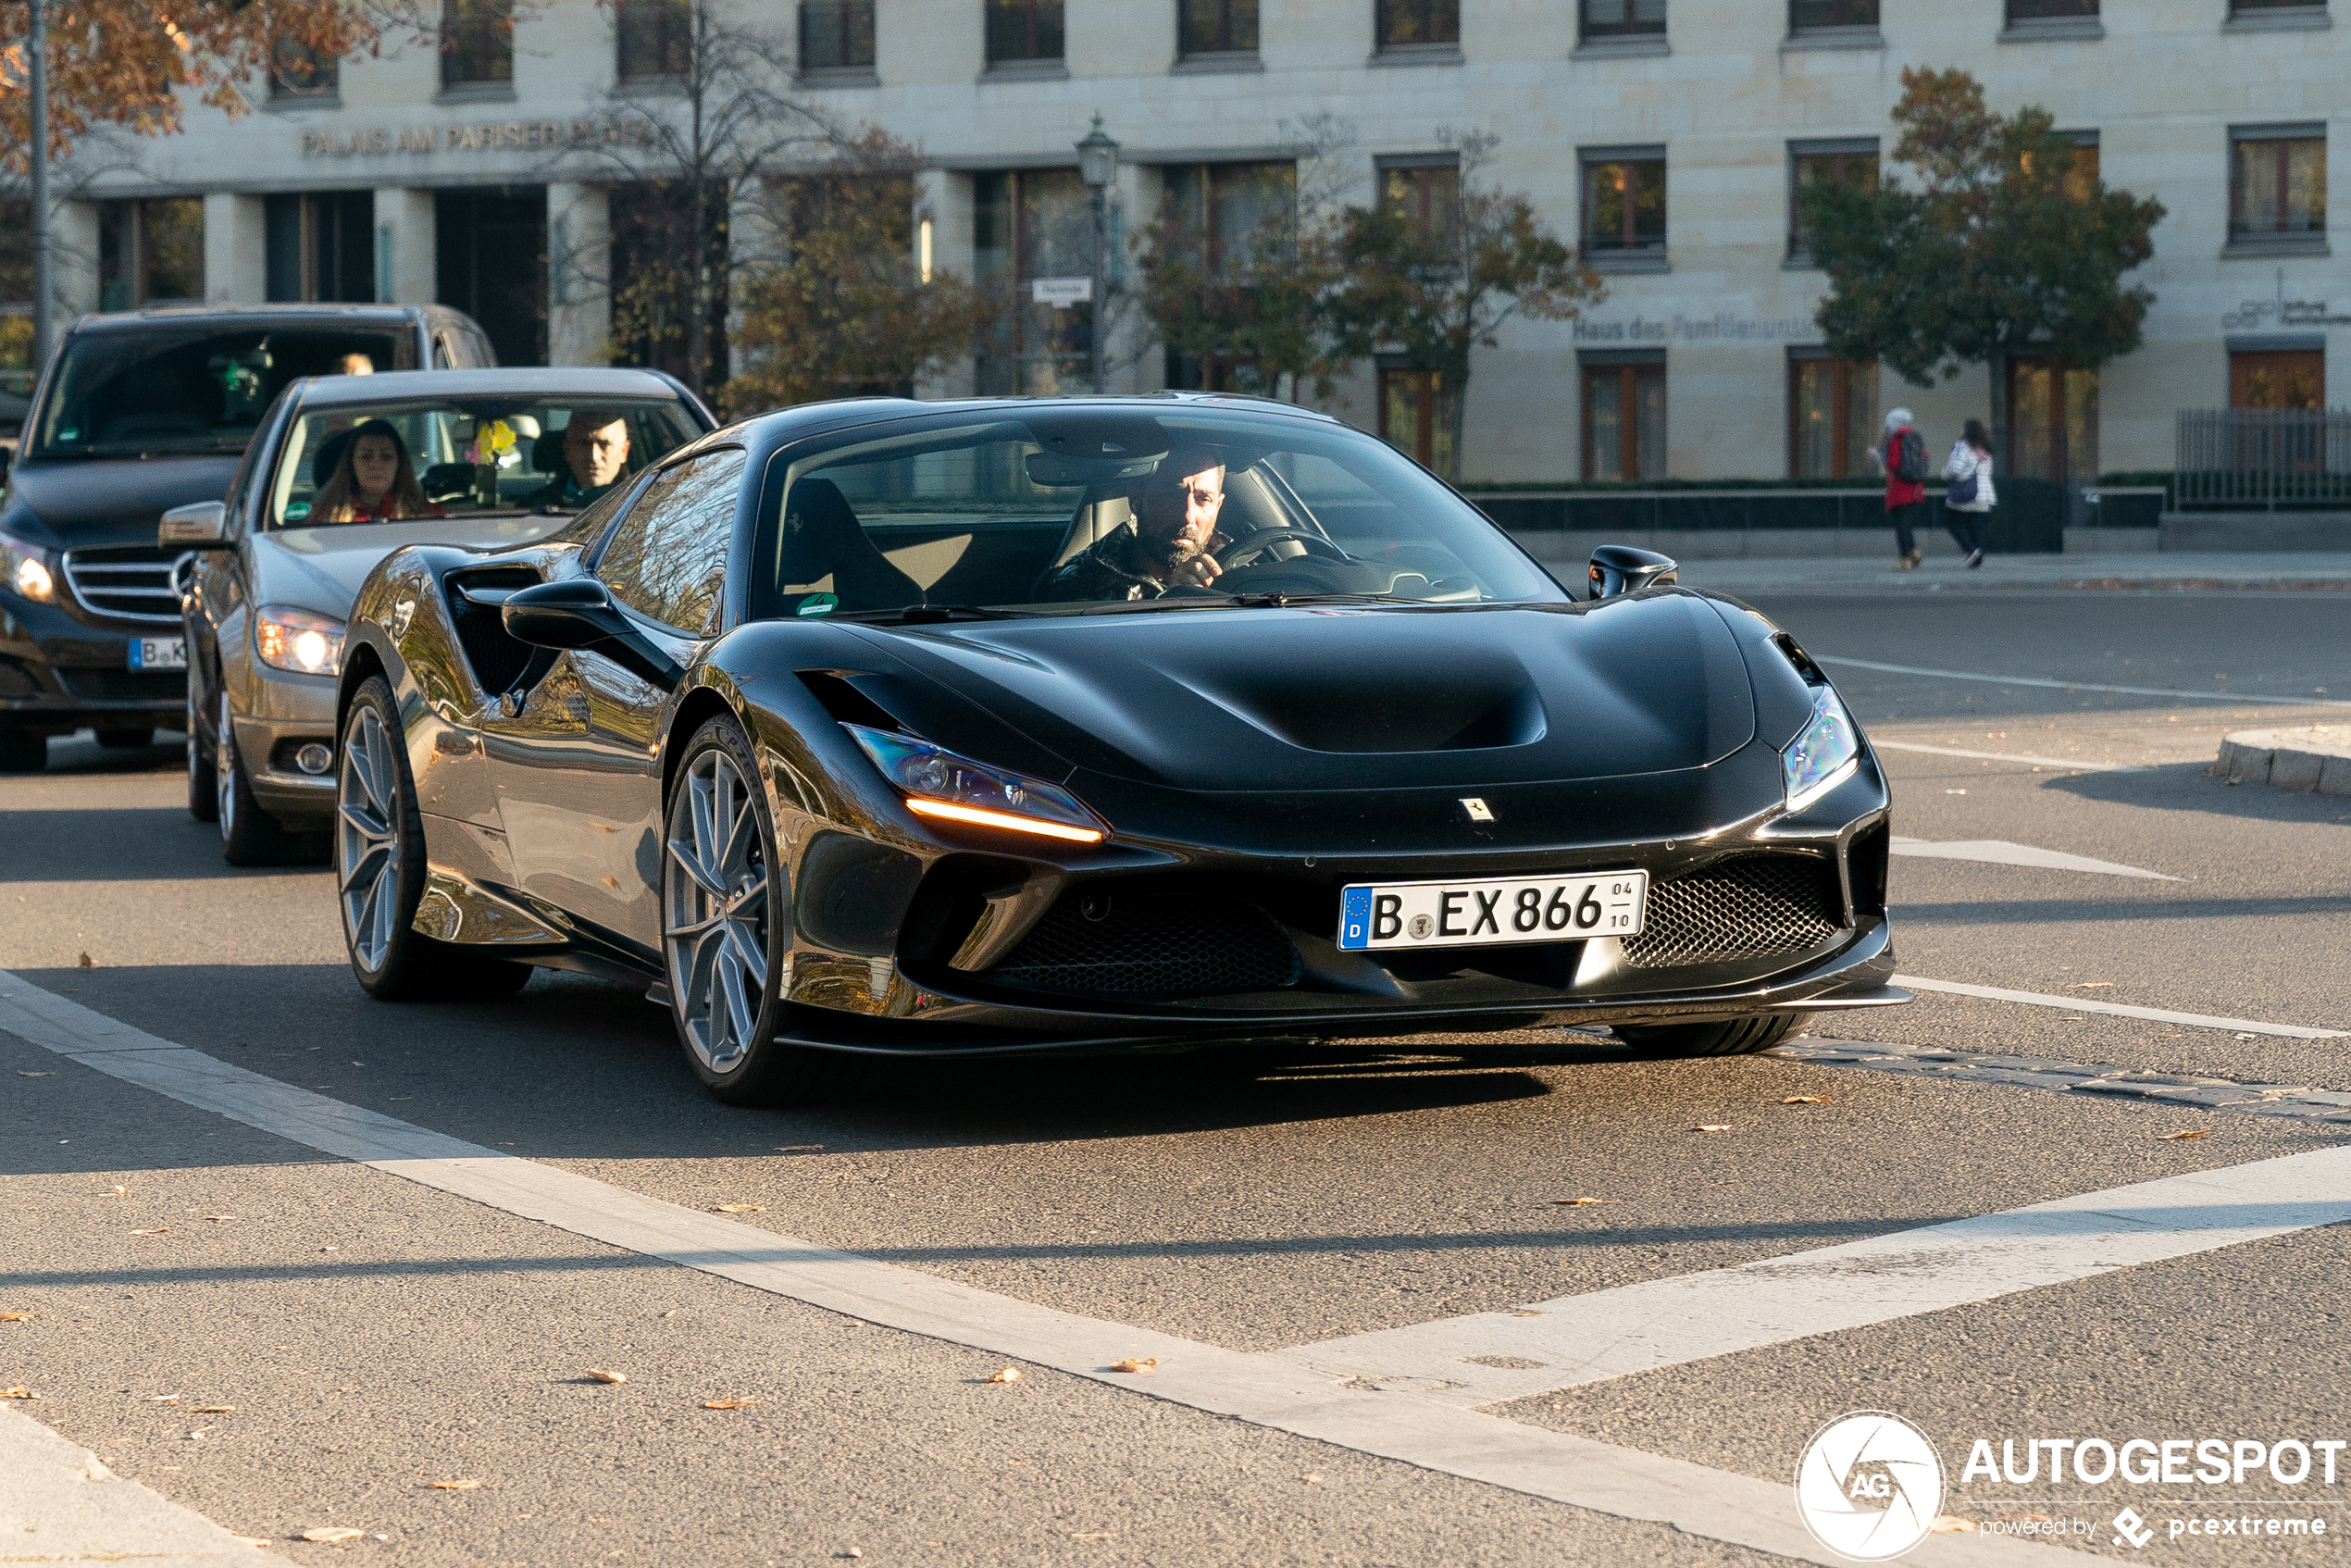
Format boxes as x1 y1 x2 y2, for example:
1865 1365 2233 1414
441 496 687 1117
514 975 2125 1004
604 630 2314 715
1044 445 1230 602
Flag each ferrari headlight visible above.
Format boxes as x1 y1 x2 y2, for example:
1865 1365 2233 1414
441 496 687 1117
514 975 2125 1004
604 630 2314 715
0 531 57 604
846 725 1107 844
255 605 346 676
1782 685 1861 813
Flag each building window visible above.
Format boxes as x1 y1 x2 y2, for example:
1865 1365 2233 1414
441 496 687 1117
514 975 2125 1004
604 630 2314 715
986 0 1063 64
1788 140 1876 262
1581 148 1666 257
441 0 514 89
1789 0 1877 30
265 193 375 304
1161 161 1296 392
2230 0 2325 11
1380 367 1455 473
2230 349 2324 409
2230 127 2326 244
437 186 548 366
1788 354 1877 479
1583 357 1666 481
1180 0 1258 55
616 0 690 81
1377 0 1460 49
2056 132 2100 202
97 199 204 312
2007 358 2097 483
1582 0 1665 41
269 35 339 99
801 0 876 72
2006 0 2096 19
975 168 1091 394
1379 158 1460 248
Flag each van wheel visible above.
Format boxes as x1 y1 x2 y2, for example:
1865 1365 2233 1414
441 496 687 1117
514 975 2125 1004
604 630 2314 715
0 729 44 773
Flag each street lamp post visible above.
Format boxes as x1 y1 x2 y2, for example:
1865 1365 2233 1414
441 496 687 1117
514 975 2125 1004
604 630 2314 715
29 0 52 372
1076 114 1118 396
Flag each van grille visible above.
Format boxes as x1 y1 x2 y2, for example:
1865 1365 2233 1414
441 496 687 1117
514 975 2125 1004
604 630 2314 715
64 545 183 624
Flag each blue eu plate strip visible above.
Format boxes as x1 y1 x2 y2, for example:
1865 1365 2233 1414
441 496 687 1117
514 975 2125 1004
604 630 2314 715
1338 886 1373 952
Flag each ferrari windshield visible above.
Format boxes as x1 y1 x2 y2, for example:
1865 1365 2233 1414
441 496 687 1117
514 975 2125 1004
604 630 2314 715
30 328 411 459
753 406 1564 619
266 396 703 528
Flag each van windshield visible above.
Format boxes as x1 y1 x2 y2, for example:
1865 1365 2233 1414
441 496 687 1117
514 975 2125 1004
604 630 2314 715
30 329 412 459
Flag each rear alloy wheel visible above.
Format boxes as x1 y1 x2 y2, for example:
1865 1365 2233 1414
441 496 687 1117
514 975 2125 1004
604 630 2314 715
218 688 305 865
0 729 44 773
663 716 861 1105
186 684 218 821
1613 1013 1812 1058
336 676 530 1002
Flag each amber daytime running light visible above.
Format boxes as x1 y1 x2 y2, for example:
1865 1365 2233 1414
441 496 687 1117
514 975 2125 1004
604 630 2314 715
846 725 1107 844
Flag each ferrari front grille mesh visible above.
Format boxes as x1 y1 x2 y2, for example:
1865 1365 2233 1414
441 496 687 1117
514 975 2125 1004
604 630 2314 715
1622 854 1844 969
990 893 1302 999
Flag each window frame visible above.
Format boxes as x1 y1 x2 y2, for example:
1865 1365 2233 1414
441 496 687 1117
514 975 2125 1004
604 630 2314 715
1786 137 1878 265
1786 0 1879 37
1578 145 1668 267
1177 0 1258 57
1785 349 1878 479
2228 123 2328 250
1579 352 1666 482
984 0 1064 66
1375 0 1462 55
798 0 877 76
2228 347 2325 410
1580 0 1666 43
268 35 340 101
616 0 691 83
440 0 515 91
1377 365 1455 474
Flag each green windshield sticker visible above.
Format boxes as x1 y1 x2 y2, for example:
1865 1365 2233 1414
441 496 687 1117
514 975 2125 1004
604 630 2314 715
796 593 839 618
284 502 311 520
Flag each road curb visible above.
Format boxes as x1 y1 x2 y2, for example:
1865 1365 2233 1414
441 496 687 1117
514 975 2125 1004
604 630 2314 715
2214 728 2351 796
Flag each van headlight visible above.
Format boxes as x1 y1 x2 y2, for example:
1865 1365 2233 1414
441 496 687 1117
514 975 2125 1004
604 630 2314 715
0 531 57 604
1783 686 1861 812
845 725 1106 844
255 605 346 675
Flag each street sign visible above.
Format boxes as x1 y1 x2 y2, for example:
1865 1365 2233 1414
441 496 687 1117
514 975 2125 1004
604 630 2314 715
1031 276 1093 307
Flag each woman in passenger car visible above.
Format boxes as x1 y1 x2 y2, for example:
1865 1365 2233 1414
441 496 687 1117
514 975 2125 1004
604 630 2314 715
310 419 444 523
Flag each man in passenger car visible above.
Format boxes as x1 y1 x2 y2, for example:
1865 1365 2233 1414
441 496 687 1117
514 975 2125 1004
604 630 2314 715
525 409 633 511
1042 447 1230 602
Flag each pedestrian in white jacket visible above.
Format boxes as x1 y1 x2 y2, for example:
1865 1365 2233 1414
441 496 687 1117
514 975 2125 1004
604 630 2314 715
1940 417 1995 569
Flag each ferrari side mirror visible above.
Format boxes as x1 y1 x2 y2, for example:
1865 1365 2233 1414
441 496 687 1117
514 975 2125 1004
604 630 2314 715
159 501 230 549
1587 544 1678 602
503 578 683 691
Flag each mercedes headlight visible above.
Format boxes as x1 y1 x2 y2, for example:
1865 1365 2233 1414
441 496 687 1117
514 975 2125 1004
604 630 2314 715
0 530 57 604
846 725 1106 844
1783 685 1861 813
255 605 346 676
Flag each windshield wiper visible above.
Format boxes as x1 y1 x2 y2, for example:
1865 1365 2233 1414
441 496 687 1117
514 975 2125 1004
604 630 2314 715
830 604 1024 625
1076 591 1449 616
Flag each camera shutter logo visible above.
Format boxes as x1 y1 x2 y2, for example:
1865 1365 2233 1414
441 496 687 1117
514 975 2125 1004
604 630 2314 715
1794 1411 1946 1561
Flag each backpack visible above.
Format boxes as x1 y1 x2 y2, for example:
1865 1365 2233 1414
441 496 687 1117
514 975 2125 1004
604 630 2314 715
1892 428 1929 485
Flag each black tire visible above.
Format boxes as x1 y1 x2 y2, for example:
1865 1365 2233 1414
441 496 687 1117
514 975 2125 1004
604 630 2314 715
186 683 218 821
1613 1012 1812 1058
95 728 155 749
0 729 44 773
335 676 532 1002
662 715 862 1106
216 687 307 866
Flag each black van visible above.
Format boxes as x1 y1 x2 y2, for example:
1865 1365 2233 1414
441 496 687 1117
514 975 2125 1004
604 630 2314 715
0 302 494 771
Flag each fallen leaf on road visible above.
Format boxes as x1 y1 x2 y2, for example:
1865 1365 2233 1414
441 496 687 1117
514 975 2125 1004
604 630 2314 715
1930 1516 1978 1533
320 1246 339 1252
1 1313 39 1322
232 1536 271 1548
1071 1531 1116 1541
1512 1311 1543 1318
145 1395 181 1403
1552 1197 1611 1206
131 1228 169 1236
982 1367 1021 1384
586 1369 628 1385
102 1187 125 1196
77 952 94 969
1107 1359 1158 1375
1782 1096 1831 1105
300 1527 365 1543
1303 1474 1324 1485
203 1215 236 1223
712 1203 766 1213
2156 1129 2210 1140
2067 982 2115 989
16 1070 48 1076
186 1428 213 1440
192 1406 234 1414
0 1388 34 1400
702 1398 760 1410
426 1479 481 1490
1695 1125 1731 1133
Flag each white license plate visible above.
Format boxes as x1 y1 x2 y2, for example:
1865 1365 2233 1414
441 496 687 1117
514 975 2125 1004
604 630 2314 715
1338 871 1648 951
129 636 187 671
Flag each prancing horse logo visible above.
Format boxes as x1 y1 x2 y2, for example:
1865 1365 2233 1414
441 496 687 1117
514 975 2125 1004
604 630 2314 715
1460 797 1496 823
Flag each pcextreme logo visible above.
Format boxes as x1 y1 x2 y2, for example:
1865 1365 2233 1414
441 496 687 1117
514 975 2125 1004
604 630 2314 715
1794 1411 1947 1562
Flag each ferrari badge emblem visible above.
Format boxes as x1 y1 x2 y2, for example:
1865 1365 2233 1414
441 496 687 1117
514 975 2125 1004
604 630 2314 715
1460 797 1496 823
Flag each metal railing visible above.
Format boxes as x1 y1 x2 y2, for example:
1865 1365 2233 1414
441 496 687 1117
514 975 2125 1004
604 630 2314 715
2175 408 2351 509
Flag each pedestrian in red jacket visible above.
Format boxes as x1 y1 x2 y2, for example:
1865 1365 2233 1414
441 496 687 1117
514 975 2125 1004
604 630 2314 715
1871 407 1929 571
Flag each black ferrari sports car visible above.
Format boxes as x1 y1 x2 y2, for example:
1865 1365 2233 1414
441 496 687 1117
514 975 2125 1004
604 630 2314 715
334 394 1904 1102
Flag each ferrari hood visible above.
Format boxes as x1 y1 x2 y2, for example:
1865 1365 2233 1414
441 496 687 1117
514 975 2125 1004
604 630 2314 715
254 516 574 618
848 594 1758 794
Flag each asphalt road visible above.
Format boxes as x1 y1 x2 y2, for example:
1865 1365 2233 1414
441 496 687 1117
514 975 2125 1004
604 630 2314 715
6 589 2350 1566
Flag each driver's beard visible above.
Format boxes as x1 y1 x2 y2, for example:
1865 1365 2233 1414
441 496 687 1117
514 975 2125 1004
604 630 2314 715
1138 527 1200 573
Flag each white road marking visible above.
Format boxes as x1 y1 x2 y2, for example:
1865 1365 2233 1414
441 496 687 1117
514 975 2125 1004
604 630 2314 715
0 1400 266 1562
1872 739 2145 772
1817 653 2348 708
1774 1038 2351 1124
1888 835 2179 880
0 973 2062 1568
1893 975 2345 1039
1287 1142 2351 1410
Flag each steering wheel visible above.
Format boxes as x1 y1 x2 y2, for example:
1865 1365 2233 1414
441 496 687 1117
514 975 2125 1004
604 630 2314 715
1213 527 1349 572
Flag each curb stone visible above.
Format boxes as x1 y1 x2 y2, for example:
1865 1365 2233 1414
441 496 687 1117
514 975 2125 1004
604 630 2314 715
2214 728 2351 796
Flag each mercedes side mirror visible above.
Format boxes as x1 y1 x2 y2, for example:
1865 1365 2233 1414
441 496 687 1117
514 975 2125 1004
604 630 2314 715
1587 544 1678 602
159 501 230 549
501 578 683 691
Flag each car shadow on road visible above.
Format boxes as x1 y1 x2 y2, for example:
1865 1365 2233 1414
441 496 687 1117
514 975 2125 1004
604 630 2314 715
2045 760 2351 824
